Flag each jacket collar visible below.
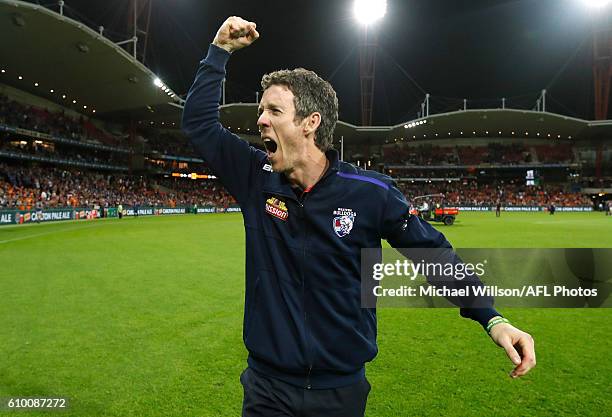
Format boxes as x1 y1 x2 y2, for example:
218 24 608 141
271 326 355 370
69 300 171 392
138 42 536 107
262 149 340 198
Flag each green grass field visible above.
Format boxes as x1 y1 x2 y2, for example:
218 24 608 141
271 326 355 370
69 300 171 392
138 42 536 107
0 212 611 417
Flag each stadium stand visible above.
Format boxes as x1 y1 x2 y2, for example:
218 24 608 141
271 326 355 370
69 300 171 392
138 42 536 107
382 143 547 166
533 144 574 163
0 0 609 220
0 161 235 210
0 99 605 213
398 181 592 207
141 129 198 158
0 93 121 147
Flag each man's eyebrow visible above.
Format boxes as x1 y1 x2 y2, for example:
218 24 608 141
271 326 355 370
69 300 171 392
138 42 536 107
258 103 283 112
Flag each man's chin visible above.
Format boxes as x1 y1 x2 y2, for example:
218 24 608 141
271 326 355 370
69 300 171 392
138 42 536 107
270 162 292 175
267 157 280 171
268 159 280 172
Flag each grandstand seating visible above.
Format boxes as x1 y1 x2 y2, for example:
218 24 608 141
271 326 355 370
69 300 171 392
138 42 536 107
0 93 204 162
534 144 574 163
383 143 567 166
0 94 121 147
141 131 198 158
0 161 235 210
0 91 600 212
398 181 592 207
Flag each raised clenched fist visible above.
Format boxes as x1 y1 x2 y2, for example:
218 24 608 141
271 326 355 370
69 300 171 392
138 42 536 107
213 16 259 53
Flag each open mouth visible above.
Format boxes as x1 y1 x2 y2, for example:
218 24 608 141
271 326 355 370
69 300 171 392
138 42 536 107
262 138 278 154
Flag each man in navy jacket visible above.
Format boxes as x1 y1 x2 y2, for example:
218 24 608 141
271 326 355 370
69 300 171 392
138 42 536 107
182 16 536 417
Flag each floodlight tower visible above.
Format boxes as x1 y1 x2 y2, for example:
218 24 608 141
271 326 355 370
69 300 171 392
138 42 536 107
584 0 612 120
584 0 612 178
354 0 387 126
126 0 153 64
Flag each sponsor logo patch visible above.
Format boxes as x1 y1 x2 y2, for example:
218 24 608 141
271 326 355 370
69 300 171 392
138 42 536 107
265 197 288 221
333 207 357 237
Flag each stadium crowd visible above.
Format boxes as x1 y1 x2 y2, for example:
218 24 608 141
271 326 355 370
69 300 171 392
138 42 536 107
0 94 198 159
0 162 235 210
0 94 120 146
143 132 197 157
398 181 592 207
0 134 129 166
382 142 573 165
0 93 598 211
0 160 594 211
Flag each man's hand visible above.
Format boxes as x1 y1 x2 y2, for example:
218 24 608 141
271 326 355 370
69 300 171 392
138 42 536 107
213 16 259 54
488 319 536 378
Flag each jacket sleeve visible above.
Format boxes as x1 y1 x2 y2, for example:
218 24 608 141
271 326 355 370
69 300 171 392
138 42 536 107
181 44 266 205
381 184 501 329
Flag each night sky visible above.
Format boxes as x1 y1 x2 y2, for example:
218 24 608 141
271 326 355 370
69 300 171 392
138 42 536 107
28 0 604 124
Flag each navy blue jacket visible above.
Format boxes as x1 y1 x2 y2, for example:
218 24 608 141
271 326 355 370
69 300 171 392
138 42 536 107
182 44 500 389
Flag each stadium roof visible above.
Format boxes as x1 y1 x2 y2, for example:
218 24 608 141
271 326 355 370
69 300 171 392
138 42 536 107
2 0 612 145
219 103 612 145
0 0 182 118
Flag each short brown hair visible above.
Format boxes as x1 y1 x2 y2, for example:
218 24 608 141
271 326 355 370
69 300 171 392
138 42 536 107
261 68 338 151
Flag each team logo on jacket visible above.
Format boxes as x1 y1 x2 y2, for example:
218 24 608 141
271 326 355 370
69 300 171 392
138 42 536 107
265 197 288 221
333 208 356 237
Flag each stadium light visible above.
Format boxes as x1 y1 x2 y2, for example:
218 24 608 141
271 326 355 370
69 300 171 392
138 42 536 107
18 75 22 80
1 69 5 73
583 0 611 8
353 0 387 25
153 77 163 87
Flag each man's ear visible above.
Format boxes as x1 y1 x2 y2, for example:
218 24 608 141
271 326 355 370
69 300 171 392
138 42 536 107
303 112 321 137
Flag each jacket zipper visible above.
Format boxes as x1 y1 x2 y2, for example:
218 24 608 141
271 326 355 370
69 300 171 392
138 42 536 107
264 190 314 389
265 174 332 390
298 198 314 389
298 172 337 390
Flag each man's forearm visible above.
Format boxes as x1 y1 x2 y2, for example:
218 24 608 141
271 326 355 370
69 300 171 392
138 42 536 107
181 43 261 204
431 248 501 328
182 44 231 140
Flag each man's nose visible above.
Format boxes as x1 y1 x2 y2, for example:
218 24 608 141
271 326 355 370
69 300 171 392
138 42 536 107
257 113 270 128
